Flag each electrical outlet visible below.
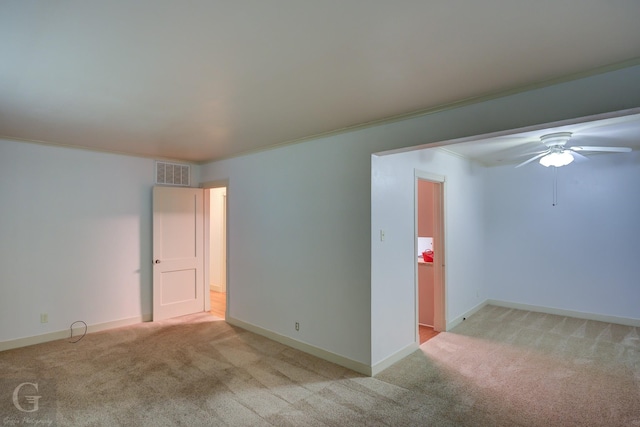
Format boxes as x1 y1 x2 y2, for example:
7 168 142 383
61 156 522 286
295 322 300 331
40 313 48 323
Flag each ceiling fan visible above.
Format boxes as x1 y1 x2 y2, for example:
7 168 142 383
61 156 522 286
515 132 632 168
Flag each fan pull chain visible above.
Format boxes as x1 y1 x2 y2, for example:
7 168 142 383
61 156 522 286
552 166 558 206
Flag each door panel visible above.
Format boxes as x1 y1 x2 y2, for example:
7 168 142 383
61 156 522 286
161 269 196 303
153 186 204 321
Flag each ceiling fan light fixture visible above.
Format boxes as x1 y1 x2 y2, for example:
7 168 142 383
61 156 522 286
539 150 574 167
540 132 573 146
514 129 632 169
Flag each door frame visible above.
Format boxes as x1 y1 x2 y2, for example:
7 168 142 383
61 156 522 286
202 180 229 319
414 170 446 342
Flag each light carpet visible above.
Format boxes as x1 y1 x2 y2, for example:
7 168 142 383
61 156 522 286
1 305 639 426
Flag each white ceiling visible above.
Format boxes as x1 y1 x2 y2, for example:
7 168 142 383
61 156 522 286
1 1 640 163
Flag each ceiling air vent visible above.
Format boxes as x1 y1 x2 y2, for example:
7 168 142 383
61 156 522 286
155 161 191 186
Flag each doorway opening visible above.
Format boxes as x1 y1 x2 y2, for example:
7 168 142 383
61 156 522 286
415 172 445 344
205 185 228 320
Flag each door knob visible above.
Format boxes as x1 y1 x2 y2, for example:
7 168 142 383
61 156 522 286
154 259 161 264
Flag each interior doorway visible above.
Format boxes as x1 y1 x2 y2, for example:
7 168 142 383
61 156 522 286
205 184 228 320
415 171 445 344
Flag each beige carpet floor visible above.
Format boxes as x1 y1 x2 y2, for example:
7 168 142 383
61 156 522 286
1 305 639 426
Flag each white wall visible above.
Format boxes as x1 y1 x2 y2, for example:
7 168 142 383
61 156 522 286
200 135 375 364
485 151 640 320
371 149 485 365
201 64 640 369
0 140 158 342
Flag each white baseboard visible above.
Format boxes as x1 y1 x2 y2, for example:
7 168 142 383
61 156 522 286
210 284 224 293
448 300 489 330
227 316 372 376
0 314 152 352
487 299 640 327
371 343 419 376
447 299 640 329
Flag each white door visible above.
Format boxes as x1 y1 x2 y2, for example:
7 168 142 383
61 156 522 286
153 186 205 321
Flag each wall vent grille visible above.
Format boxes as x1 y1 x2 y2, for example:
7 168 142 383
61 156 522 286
155 162 190 186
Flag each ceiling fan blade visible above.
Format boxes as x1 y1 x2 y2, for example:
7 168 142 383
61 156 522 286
515 151 549 168
568 150 589 162
570 146 632 153
515 150 548 158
